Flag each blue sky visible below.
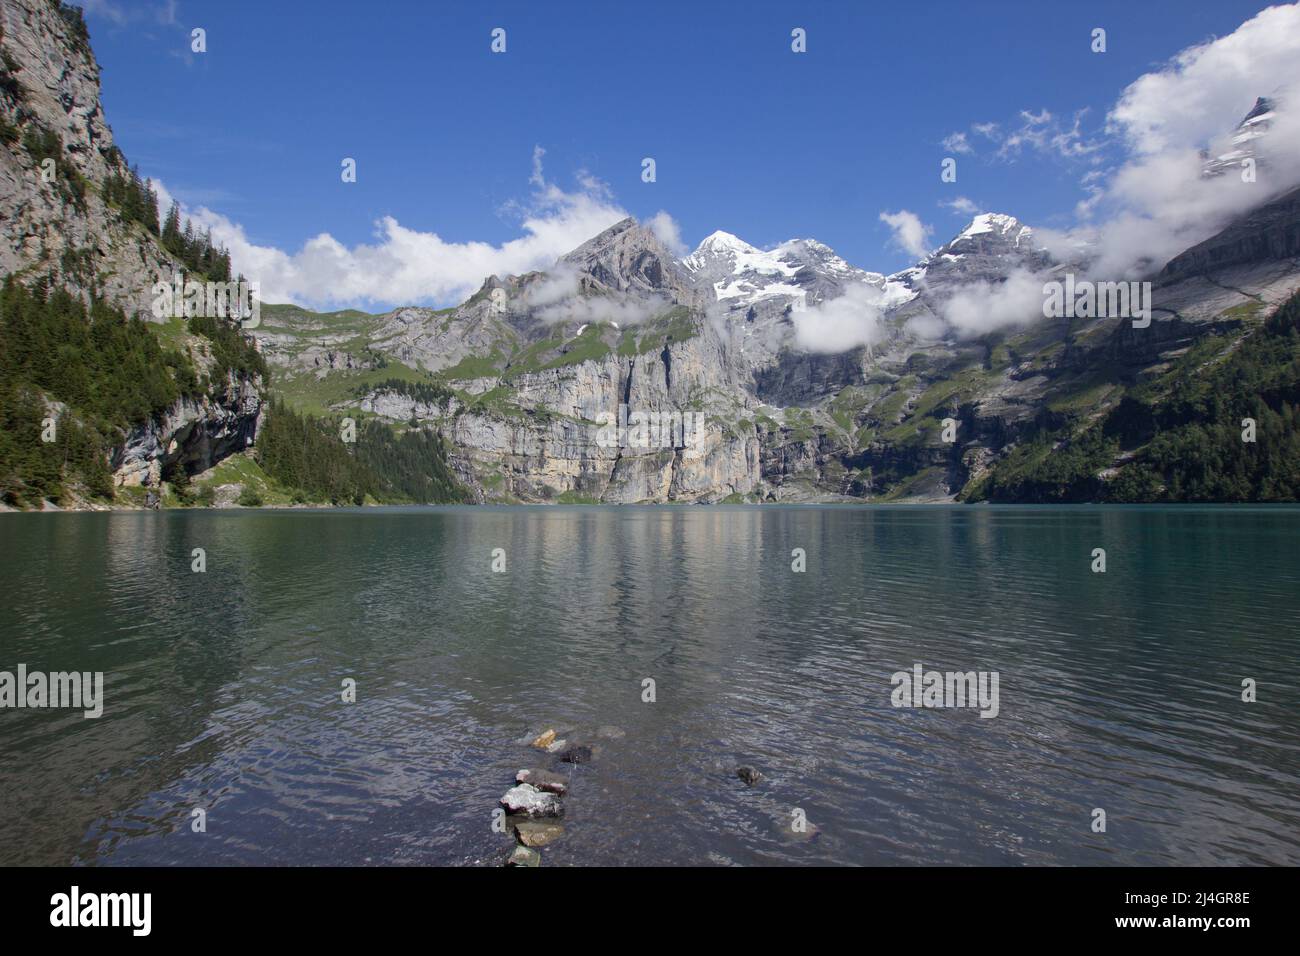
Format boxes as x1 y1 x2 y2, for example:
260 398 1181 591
75 0 1285 306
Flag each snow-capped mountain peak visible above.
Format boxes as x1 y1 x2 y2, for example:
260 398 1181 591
1203 94 1281 178
686 230 893 307
887 212 1051 297
948 212 1033 249
693 230 761 256
684 230 802 302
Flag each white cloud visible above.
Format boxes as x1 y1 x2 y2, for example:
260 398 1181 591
645 210 687 256
995 109 1052 158
879 210 933 259
941 196 981 216
1108 5 1300 156
1058 3 1300 278
992 108 1104 161
1050 110 1104 159
935 268 1047 337
791 283 888 354
528 267 667 325
942 131 973 155
916 5 1300 342
529 145 547 187
159 150 628 309
521 264 581 308
904 312 947 341
1072 169 1110 220
74 0 128 24
945 110 1105 165
536 295 667 327
523 255 675 326
75 0 178 26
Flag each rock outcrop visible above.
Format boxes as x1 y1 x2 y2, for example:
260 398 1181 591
0 0 175 316
112 374 263 488
0 0 265 501
1158 185 1300 283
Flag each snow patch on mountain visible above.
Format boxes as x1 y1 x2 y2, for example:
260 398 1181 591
1202 95 1279 178
948 213 1036 250
685 231 800 303
685 231 893 309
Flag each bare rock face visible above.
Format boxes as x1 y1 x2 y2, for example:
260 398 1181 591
560 217 705 308
911 213 1050 289
0 0 176 317
1 1 266 499
348 295 767 503
112 374 263 489
1158 185 1300 284
1 0 114 181
369 302 520 375
268 187 1300 505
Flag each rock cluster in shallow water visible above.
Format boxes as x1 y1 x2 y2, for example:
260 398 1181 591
500 725 615 866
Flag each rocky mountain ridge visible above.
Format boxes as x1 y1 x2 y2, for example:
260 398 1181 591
258 170 1300 503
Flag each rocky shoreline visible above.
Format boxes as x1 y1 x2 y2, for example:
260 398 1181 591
0 498 347 513
1 496 962 514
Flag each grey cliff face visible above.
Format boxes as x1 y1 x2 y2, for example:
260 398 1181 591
0 0 264 496
1159 184 1300 283
560 216 703 307
113 374 262 489
0 0 177 317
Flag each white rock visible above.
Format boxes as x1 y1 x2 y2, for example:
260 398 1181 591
499 784 562 818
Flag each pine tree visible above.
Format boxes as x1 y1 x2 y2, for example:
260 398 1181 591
143 178 160 235
162 201 182 257
182 219 197 270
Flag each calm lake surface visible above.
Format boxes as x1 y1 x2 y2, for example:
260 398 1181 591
1 505 1298 866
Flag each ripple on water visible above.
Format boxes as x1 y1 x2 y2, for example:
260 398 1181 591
0 505 1297 865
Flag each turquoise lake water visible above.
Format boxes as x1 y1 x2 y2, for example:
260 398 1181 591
1 505 1297 865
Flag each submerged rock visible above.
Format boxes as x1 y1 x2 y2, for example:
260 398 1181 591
595 726 625 740
516 769 569 796
500 784 563 818
507 845 541 867
513 819 565 848
783 821 821 843
736 766 763 786
545 738 568 753
531 729 557 749
556 745 593 765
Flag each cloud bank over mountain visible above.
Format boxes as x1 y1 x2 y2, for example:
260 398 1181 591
1042 3 1300 278
159 154 634 309
157 4 1300 332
